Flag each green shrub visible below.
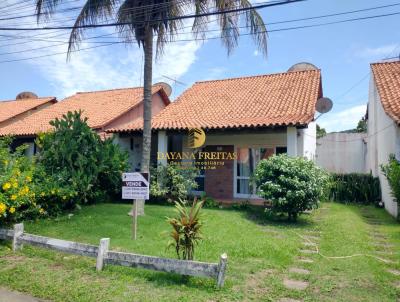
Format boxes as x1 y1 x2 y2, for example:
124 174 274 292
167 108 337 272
150 162 198 203
36 111 128 206
329 173 381 204
199 193 220 208
381 154 400 210
254 154 329 221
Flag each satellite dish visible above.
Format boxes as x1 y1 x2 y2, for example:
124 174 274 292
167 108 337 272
154 82 172 97
288 62 319 72
316 97 333 114
16 91 38 100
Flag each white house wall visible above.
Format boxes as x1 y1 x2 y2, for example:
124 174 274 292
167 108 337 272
316 132 367 173
367 78 400 217
298 121 316 160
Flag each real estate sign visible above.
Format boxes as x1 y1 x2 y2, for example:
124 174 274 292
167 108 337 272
122 172 149 200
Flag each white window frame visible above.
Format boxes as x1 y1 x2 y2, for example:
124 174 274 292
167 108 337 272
233 145 286 199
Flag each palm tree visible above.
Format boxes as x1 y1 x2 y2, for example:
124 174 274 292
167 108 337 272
35 0 268 215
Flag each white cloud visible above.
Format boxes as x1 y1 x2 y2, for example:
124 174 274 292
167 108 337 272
253 50 259 56
318 104 367 133
355 44 398 61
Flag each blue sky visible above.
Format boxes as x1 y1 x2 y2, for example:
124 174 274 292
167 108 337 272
0 0 399 132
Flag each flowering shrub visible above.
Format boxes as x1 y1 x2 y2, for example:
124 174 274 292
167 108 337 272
0 138 40 225
254 154 330 221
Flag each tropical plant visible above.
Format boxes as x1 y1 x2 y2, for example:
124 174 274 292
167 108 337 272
254 154 330 221
35 0 268 215
166 198 204 260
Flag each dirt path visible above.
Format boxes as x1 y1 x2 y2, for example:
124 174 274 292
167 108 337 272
0 288 50 302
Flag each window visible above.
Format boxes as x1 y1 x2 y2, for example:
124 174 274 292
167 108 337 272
235 147 274 196
276 146 287 154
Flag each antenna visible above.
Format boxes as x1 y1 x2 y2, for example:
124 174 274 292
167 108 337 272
315 97 333 120
161 75 187 100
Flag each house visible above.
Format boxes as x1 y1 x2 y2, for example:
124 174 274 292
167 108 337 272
367 60 400 217
0 86 171 163
108 68 322 204
0 95 56 128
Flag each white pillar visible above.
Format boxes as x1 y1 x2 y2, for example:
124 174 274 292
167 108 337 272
157 131 168 166
287 126 298 157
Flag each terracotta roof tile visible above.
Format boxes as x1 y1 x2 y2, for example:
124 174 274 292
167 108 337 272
0 97 56 123
371 61 400 123
109 69 322 132
0 86 165 136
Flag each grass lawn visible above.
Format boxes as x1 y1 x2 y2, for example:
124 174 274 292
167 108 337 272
0 202 400 301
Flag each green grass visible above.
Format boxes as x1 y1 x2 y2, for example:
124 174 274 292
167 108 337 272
0 203 400 301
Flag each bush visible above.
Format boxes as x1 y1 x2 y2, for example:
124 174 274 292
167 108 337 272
36 111 128 206
0 138 38 225
381 154 400 211
254 154 329 221
150 162 198 203
329 173 381 204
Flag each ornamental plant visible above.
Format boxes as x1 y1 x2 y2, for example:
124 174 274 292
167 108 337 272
166 198 204 260
254 154 330 221
0 138 41 226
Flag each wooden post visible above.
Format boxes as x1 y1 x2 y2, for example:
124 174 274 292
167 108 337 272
96 238 110 271
216 253 228 288
132 200 138 240
12 223 24 252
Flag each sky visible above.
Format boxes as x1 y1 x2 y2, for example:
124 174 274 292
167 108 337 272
0 0 399 132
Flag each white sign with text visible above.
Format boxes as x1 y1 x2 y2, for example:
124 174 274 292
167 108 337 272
122 172 149 200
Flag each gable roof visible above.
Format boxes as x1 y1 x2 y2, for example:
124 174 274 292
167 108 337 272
0 97 56 124
0 86 169 136
110 69 322 132
371 61 400 124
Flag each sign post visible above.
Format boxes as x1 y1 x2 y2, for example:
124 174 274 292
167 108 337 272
122 172 149 240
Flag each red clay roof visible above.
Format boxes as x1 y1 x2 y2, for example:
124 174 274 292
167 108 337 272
110 69 322 132
0 86 168 136
371 61 400 124
0 97 56 123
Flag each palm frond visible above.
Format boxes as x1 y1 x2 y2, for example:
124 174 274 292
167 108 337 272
67 0 118 58
36 0 62 22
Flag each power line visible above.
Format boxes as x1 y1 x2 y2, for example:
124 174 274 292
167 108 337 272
0 0 303 31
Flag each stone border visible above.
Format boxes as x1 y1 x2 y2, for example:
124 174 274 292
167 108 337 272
0 223 227 287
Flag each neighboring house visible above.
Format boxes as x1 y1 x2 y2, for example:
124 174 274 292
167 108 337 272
108 69 322 204
367 61 400 217
0 96 56 128
0 95 57 155
316 132 367 173
0 86 171 166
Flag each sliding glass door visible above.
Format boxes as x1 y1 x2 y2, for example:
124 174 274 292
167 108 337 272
235 147 278 197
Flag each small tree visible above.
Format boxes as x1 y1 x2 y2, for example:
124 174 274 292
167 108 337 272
316 124 327 138
254 154 329 221
167 199 204 260
37 111 128 204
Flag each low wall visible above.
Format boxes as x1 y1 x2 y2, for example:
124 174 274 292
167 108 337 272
0 223 228 287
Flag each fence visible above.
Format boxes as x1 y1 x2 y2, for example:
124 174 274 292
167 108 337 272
0 223 227 287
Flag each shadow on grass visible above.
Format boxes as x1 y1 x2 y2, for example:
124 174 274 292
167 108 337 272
239 206 317 229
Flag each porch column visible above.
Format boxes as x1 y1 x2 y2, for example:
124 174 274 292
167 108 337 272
157 130 168 166
287 127 298 157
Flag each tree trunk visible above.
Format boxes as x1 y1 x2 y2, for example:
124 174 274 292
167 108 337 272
137 28 154 216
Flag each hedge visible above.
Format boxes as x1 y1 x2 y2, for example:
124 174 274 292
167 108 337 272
329 173 381 204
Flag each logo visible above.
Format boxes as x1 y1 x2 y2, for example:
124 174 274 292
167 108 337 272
188 128 206 148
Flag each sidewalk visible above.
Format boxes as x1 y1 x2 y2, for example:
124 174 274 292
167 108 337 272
0 288 49 302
